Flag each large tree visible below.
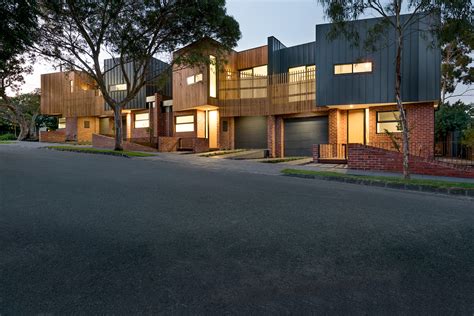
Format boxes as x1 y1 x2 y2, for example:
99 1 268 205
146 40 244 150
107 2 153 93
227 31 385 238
37 0 240 150
0 90 41 140
318 0 472 179
0 0 38 140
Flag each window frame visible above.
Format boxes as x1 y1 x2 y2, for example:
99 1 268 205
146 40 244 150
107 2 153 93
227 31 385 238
186 73 203 86
239 65 268 99
134 112 150 129
109 83 127 92
334 61 373 75
376 110 402 134
175 115 195 133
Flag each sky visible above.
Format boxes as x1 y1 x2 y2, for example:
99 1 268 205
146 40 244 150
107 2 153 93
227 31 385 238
20 0 473 103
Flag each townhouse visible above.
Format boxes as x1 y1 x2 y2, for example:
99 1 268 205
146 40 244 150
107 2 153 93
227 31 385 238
40 13 440 160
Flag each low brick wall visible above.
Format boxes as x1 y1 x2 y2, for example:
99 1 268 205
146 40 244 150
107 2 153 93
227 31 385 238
193 137 209 153
158 137 179 152
39 129 66 143
92 134 157 152
348 143 474 179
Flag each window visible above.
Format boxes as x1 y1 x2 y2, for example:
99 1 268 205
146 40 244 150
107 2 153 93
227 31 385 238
70 80 74 93
222 120 228 132
175 115 194 132
186 73 203 85
239 65 267 99
377 110 401 133
58 118 66 129
83 120 90 129
109 83 127 92
209 55 217 98
135 113 149 128
334 62 372 75
288 65 316 102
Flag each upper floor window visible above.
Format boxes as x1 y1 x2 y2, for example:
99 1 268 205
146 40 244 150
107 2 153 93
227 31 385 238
209 55 217 98
288 65 315 102
70 80 74 93
187 73 203 85
334 62 372 75
377 110 401 133
239 65 267 99
109 83 127 92
135 113 150 128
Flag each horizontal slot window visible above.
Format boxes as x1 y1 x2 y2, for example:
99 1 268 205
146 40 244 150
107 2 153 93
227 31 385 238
109 83 127 92
176 115 194 132
377 110 401 133
334 62 372 75
135 113 149 128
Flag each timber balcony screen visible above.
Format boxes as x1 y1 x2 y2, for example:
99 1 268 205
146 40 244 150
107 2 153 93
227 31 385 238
218 69 317 116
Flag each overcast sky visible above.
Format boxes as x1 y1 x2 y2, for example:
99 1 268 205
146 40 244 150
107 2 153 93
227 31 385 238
20 0 472 103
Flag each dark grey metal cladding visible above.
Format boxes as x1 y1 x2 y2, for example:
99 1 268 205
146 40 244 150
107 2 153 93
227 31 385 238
146 58 172 99
315 13 440 107
268 37 316 75
284 117 328 156
234 116 268 149
104 57 171 110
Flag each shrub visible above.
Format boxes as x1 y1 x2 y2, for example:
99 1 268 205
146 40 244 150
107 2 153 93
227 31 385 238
0 133 16 141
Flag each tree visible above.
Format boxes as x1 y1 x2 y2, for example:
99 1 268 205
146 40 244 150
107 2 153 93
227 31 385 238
435 101 473 139
37 0 241 150
0 0 38 140
0 91 41 140
317 0 472 179
438 1 474 103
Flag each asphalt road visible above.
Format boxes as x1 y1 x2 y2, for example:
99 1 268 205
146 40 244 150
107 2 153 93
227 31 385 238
1 144 473 314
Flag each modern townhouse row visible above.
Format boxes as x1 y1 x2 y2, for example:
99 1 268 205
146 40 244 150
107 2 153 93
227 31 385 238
40 14 440 162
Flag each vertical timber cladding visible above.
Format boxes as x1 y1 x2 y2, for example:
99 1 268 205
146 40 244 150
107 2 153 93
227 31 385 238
234 116 268 149
284 116 328 156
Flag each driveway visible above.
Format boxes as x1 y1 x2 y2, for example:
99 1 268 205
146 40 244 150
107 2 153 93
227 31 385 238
1 143 473 314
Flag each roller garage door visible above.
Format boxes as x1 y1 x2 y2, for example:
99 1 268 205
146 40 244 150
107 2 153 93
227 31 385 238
234 116 267 149
284 116 328 156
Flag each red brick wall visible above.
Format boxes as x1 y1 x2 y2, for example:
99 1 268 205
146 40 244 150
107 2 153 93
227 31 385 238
158 136 179 152
368 103 434 157
267 116 276 157
39 129 66 143
92 134 157 152
65 117 78 141
328 109 347 145
219 117 234 150
275 116 284 157
348 144 474 179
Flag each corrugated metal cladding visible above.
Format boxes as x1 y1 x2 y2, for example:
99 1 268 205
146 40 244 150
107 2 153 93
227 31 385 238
268 38 316 75
104 57 171 111
315 13 440 107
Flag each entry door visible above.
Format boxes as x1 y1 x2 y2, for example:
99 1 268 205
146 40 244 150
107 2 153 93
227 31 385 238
348 110 365 144
208 110 218 149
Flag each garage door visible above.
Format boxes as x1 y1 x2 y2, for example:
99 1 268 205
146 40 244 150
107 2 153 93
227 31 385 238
284 117 328 156
235 116 267 149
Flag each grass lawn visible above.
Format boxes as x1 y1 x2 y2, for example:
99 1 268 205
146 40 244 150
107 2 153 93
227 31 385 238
199 149 246 157
0 141 16 144
260 157 307 164
46 146 155 157
281 169 474 189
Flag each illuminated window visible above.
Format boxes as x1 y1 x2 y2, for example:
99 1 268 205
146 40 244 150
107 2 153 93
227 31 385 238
377 111 401 133
186 73 203 85
209 55 217 98
135 113 149 128
175 115 194 132
288 65 316 102
353 62 373 73
58 118 66 129
110 83 127 92
334 62 372 75
334 64 353 75
70 80 74 93
239 65 267 99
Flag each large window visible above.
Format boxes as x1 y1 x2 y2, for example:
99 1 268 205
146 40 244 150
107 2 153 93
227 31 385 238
135 113 149 128
377 110 401 133
186 73 203 85
109 83 127 92
334 62 372 75
239 65 267 99
288 65 316 102
209 55 217 98
175 115 194 132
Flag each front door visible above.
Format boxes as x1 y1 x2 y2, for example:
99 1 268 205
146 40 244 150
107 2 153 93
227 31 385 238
208 110 218 149
348 110 365 144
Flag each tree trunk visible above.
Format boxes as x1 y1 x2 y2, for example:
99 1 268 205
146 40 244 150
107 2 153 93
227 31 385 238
113 105 124 151
395 5 410 179
17 116 29 141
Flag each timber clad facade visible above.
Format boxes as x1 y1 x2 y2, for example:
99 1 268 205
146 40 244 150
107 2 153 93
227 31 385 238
40 14 440 163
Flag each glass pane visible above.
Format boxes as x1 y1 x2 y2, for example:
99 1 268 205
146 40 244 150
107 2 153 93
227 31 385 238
209 55 217 98
176 115 194 124
195 73 203 82
378 111 400 122
186 76 195 85
135 120 149 128
334 64 352 74
135 113 149 121
353 62 372 73
240 69 253 78
377 122 402 133
253 65 267 76
176 123 194 132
